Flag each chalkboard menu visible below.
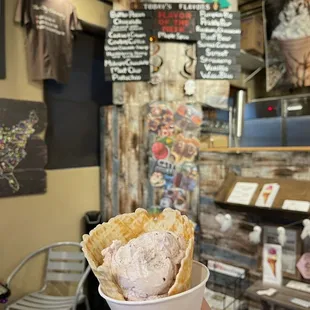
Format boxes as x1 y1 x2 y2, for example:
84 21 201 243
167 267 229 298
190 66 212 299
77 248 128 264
196 11 241 80
136 2 217 42
104 3 241 82
104 10 152 82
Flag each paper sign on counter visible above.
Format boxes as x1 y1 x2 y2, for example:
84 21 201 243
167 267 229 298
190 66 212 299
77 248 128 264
227 182 258 205
255 183 280 208
263 244 282 286
282 200 310 213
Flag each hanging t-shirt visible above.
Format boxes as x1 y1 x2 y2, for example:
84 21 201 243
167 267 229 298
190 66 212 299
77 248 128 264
15 0 81 84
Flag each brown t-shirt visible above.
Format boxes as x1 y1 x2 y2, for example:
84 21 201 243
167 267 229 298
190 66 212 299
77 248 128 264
15 0 81 84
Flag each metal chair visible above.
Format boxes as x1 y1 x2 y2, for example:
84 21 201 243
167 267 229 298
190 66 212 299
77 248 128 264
4 242 91 310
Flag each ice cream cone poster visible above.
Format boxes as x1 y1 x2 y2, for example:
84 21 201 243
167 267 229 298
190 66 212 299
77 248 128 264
255 183 280 208
263 244 283 286
264 0 310 91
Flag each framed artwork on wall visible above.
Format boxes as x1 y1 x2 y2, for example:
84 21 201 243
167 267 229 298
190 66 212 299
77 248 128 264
0 0 5 79
0 99 47 197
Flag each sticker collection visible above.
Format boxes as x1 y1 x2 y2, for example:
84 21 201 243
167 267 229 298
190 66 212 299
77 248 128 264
147 101 202 215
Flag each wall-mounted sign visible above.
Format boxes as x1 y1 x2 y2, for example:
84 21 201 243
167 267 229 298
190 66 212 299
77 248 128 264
0 99 47 198
105 3 241 82
153 10 198 41
104 10 152 82
195 11 241 80
263 244 283 286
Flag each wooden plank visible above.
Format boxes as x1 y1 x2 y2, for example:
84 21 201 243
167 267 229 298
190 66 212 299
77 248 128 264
200 147 310 153
100 107 106 219
118 106 129 215
112 106 120 217
103 106 113 220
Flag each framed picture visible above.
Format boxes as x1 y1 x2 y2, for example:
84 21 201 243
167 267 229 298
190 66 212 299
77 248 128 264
0 0 5 79
261 226 302 280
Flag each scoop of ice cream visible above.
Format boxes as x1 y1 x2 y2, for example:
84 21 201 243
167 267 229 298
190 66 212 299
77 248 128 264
272 1 310 40
102 231 186 301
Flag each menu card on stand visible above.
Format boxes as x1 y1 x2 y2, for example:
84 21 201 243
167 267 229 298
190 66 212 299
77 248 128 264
227 182 258 205
104 10 152 82
195 11 241 80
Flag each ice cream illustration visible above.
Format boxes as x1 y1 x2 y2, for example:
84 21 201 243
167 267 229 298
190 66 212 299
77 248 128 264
262 185 273 204
272 0 310 87
150 172 166 188
152 142 169 160
267 247 278 277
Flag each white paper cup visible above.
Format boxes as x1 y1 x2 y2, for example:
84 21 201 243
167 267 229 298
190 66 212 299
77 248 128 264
98 261 210 310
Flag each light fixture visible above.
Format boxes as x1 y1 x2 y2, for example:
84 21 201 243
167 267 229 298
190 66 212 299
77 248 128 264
287 104 303 112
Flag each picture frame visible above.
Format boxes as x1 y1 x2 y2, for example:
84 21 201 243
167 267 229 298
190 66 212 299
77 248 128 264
260 225 302 280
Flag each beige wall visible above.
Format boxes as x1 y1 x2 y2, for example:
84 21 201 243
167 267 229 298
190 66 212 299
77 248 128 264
0 0 109 306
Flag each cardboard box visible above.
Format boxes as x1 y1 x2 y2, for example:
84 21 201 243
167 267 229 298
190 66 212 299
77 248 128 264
241 15 264 56
202 134 228 149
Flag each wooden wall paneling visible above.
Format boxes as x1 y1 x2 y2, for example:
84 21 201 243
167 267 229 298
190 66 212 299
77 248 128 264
103 0 232 222
102 106 113 220
112 105 120 217
118 106 129 215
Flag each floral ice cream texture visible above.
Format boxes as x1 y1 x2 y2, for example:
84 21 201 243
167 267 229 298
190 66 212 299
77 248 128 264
102 231 186 301
272 0 310 40
262 185 273 204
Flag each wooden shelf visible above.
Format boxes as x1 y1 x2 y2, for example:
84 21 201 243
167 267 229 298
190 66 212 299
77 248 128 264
214 174 310 221
200 146 310 153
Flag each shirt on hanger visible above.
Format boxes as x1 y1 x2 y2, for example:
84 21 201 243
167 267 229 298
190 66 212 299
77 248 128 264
15 0 81 84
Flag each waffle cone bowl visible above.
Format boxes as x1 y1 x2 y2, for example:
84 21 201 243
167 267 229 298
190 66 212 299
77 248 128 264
81 208 194 301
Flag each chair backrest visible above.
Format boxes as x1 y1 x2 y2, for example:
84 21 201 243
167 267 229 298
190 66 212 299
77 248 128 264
45 247 85 283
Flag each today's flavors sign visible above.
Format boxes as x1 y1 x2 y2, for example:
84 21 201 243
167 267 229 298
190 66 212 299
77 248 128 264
104 2 241 82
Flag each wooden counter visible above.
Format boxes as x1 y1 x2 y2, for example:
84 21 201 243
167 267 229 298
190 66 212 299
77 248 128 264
245 281 310 310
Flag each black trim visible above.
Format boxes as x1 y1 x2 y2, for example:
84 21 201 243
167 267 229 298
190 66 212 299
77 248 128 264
0 0 6 79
